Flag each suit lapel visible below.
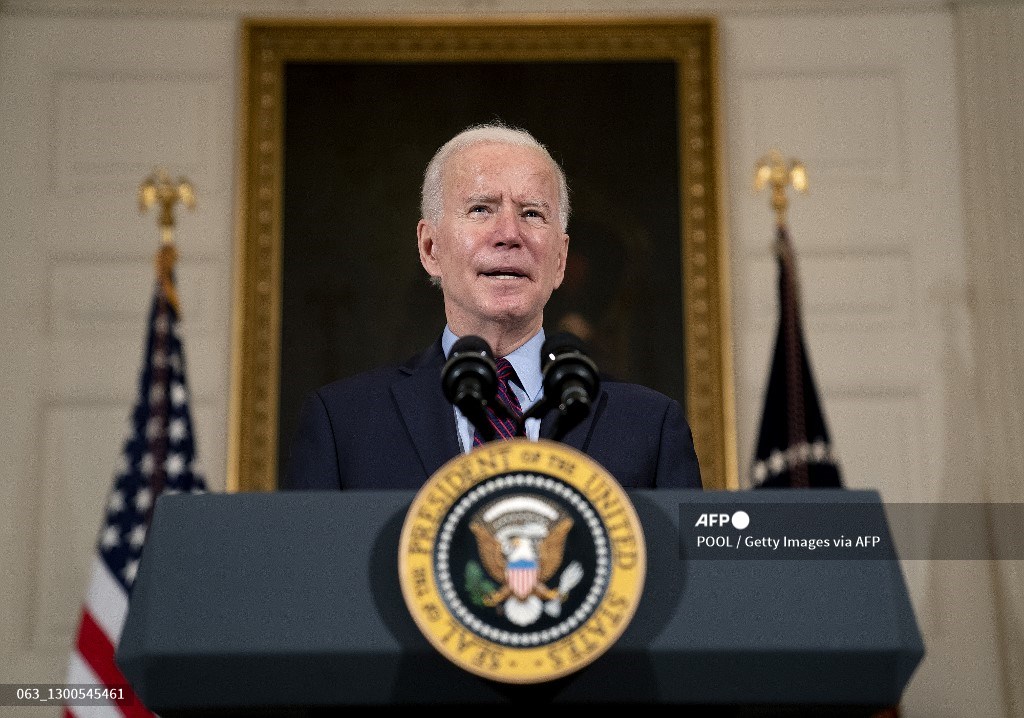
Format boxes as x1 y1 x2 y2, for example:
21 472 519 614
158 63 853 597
391 340 461 477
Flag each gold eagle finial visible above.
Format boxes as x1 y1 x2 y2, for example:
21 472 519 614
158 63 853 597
754 149 807 228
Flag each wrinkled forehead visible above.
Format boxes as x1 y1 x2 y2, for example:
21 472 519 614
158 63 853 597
442 142 560 199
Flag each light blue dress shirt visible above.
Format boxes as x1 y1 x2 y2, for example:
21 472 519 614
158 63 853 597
441 326 545 453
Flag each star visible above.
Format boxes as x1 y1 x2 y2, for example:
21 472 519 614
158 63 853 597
165 453 185 479
149 384 166 405
123 559 140 585
168 418 187 443
170 382 187 407
768 450 786 475
127 525 147 549
107 491 125 513
100 526 120 549
134 487 153 512
139 453 155 477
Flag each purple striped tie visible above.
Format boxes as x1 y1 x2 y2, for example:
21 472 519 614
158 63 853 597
473 357 524 446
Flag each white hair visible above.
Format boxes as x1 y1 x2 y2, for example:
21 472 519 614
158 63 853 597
420 122 571 232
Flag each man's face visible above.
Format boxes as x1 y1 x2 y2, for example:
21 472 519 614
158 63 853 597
417 142 569 339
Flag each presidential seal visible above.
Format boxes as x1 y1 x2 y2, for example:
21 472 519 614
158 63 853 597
398 439 646 684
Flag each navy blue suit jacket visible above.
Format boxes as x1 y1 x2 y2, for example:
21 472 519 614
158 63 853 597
283 340 703 490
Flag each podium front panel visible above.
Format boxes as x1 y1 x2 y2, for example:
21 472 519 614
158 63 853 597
117 489 923 710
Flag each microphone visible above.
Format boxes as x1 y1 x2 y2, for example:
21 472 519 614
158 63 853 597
441 336 516 442
520 332 600 440
541 332 600 423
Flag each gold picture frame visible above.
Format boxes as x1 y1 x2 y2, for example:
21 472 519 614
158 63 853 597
229 17 736 492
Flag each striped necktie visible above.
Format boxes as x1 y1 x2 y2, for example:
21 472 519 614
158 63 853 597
473 357 524 446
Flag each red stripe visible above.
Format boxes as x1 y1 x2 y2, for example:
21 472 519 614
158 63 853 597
488 414 516 440
77 610 153 718
497 386 521 412
508 567 537 598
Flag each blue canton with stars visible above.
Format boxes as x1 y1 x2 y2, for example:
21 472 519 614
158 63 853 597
100 287 207 594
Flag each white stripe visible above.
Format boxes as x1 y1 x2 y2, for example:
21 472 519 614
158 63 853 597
83 557 128 645
64 652 124 718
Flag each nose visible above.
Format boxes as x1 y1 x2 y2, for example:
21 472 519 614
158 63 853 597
493 206 522 247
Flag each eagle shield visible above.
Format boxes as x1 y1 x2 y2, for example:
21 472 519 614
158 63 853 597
468 494 582 626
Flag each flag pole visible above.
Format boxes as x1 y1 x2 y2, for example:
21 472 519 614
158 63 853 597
139 167 195 317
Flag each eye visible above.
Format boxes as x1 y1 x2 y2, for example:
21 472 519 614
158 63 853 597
469 205 489 214
523 209 545 220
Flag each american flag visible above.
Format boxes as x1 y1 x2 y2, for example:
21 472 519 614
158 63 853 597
65 253 206 717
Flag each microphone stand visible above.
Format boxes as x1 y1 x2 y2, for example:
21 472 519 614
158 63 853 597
517 396 589 443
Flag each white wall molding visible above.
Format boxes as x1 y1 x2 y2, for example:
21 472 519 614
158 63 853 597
0 0 982 20
49 73 221 194
955 3 1024 714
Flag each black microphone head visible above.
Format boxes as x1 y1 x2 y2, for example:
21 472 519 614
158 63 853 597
541 331 600 404
541 332 587 372
451 335 493 358
442 335 497 407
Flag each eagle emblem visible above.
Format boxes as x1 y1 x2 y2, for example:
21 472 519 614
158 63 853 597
468 494 584 627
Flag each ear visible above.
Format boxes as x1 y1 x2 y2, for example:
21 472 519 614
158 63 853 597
417 219 442 280
553 232 569 289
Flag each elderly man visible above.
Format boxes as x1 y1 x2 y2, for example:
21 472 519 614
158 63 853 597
284 123 702 490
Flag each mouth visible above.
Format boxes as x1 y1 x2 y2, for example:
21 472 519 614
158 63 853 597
480 268 529 280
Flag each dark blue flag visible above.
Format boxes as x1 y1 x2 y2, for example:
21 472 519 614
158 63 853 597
752 226 842 489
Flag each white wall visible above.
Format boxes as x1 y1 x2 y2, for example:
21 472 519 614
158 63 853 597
0 8 237 688
0 2 1018 716
956 4 1024 714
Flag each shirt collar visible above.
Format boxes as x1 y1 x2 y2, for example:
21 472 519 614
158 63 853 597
441 326 545 403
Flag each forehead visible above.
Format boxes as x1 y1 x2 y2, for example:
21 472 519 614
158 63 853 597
443 142 558 198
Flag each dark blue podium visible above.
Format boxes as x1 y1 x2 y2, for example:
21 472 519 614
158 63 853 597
116 489 923 715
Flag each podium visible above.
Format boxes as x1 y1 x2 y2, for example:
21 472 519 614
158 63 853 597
117 489 923 715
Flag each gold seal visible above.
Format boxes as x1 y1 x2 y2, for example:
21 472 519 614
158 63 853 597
398 438 646 684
